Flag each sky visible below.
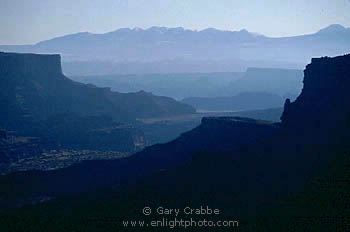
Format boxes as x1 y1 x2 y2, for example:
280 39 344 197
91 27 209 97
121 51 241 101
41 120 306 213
1 0 350 45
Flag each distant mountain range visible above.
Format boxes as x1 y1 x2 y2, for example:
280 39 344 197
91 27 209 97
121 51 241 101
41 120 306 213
1 24 349 74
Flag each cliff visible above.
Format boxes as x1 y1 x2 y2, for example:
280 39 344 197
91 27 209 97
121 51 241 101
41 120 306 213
281 54 350 137
0 52 194 156
0 52 194 125
0 52 62 77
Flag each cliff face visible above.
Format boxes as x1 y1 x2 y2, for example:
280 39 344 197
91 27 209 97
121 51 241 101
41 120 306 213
0 52 126 123
281 54 350 136
0 52 194 125
0 52 62 77
0 52 194 155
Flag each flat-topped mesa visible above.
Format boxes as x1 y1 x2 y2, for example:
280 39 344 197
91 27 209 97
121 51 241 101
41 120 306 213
281 54 350 132
0 51 195 124
0 52 62 77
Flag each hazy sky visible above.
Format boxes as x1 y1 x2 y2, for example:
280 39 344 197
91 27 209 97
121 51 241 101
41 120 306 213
1 0 350 45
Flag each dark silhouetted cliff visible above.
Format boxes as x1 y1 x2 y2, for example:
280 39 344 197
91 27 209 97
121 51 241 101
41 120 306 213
281 54 350 131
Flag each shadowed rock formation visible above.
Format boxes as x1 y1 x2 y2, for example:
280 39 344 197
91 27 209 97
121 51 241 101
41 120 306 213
281 54 350 151
0 52 195 158
281 55 350 130
0 52 194 124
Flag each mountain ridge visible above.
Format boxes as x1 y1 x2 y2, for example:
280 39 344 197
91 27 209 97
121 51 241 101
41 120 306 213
30 24 350 47
5 24 350 47
1 24 349 67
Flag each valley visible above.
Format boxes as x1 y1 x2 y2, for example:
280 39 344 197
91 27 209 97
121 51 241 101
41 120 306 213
0 149 130 175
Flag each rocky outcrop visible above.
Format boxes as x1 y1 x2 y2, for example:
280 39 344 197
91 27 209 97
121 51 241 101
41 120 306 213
0 52 193 156
281 54 350 136
0 52 62 77
0 52 195 125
